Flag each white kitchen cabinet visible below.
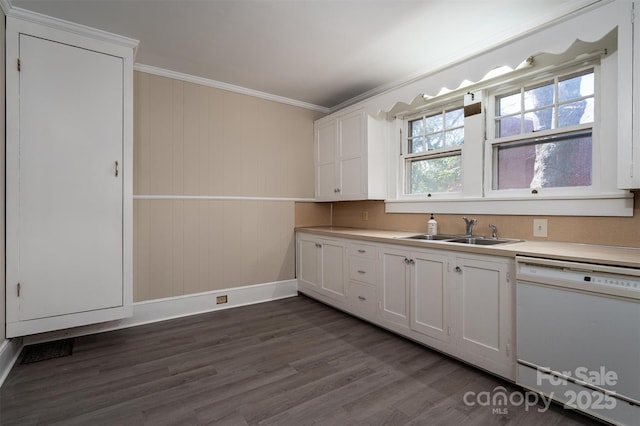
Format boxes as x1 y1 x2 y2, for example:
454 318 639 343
295 233 516 379
347 242 379 321
380 247 411 329
296 234 348 304
410 251 451 343
5 16 137 337
315 109 387 201
380 246 451 342
618 0 640 189
453 255 515 379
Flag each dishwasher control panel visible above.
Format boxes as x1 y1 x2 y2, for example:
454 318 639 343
516 256 640 300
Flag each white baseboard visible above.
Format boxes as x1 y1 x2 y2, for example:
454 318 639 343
21 279 299 345
0 338 24 388
1 279 298 388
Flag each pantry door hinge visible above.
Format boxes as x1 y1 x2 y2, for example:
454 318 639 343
17 282 21 297
17 58 21 72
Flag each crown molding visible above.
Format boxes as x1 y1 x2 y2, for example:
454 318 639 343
0 0 11 15
6 6 139 53
134 63 330 113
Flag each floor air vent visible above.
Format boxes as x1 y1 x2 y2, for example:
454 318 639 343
20 339 74 364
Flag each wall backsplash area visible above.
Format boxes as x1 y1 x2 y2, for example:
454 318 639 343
296 191 640 248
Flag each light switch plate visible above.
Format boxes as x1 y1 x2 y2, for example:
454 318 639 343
533 219 548 237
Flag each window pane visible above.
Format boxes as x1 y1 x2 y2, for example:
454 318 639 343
496 116 521 138
524 107 554 133
427 133 443 150
409 155 462 194
494 130 592 190
524 83 554 110
445 108 464 128
558 99 594 127
425 114 443 133
444 128 464 147
497 92 520 116
559 71 594 102
409 119 424 138
410 137 426 153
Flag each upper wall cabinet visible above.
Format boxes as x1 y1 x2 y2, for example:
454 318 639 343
618 1 640 189
315 109 387 201
5 14 137 337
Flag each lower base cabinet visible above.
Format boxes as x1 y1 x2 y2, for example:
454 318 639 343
296 232 516 381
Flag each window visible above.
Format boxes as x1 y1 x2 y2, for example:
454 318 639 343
405 106 464 194
490 68 595 191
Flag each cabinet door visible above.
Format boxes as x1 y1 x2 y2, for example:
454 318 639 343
297 237 320 291
411 251 451 342
7 33 123 323
316 120 338 199
455 256 514 378
338 111 365 199
319 240 347 302
380 247 410 328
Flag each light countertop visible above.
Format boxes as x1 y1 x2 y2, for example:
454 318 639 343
296 226 640 268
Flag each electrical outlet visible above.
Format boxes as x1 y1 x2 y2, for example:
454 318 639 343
216 295 228 304
362 211 368 221
533 219 548 237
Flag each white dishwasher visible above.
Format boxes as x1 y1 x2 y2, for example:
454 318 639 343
516 255 640 425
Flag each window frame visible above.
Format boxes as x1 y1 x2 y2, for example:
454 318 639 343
387 50 632 216
401 101 465 200
484 64 601 199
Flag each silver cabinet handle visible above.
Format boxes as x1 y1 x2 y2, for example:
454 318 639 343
357 270 366 274
358 296 366 301
358 249 366 254
115 160 119 177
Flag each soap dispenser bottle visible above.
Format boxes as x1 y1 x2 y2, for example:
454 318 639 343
427 214 438 236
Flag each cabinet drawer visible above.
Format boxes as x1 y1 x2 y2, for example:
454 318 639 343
348 243 377 259
349 256 377 284
349 281 377 319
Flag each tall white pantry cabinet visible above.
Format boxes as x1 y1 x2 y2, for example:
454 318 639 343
5 14 137 337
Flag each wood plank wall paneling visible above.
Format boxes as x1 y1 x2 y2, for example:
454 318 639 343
0 9 6 341
328 194 640 248
134 72 321 302
134 72 319 198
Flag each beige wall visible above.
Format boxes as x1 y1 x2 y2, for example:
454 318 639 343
1 9 6 341
134 72 322 301
295 194 640 248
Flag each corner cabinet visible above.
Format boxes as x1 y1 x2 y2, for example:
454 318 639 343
296 234 348 304
5 16 137 337
315 109 387 201
618 1 640 189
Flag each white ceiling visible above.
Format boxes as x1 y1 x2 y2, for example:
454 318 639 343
12 0 600 111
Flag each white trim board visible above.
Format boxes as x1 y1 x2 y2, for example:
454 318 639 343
0 338 23 388
134 63 330 114
134 195 315 202
22 279 299 346
6 7 139 52
1 280 298 387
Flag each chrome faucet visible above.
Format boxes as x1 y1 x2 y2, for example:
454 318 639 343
489 224 498 239
463 217 477 236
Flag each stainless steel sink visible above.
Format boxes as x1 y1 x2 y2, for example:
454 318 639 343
402 234 521 245
447 237 520 245
403 234 459 241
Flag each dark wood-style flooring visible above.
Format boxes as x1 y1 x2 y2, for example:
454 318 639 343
0 295 601 425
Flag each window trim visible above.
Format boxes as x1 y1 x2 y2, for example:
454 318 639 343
485 64 600 199
387 49 633 216
400 101 465 199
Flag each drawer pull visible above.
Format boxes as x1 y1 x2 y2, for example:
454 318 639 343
358 249 366 253
357 270 366 274
358 296 366 301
